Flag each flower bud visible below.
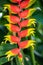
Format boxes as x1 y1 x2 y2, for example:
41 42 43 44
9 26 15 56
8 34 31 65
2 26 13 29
18 52 23 62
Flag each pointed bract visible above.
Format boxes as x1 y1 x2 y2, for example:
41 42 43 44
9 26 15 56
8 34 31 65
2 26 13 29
5 35 20 44
4 15 20 24
5 24 20 33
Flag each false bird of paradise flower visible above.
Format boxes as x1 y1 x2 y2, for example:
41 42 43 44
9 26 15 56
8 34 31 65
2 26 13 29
3 0 36 63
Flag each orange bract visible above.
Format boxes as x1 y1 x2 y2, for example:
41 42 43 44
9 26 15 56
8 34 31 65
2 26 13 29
11 48 20 54
19 20 28 28
10 5 20 14
10 36 20 43
19 10 29 18
20 0 30 9
10 15 20 24
19 40 28 49
18 29 28 38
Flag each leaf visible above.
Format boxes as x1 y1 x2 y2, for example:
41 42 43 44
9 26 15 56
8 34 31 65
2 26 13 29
0 57 8 65
0 43 17 56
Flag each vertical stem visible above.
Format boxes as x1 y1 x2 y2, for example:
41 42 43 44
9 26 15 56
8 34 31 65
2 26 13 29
30 46 36 65
11 58 13 65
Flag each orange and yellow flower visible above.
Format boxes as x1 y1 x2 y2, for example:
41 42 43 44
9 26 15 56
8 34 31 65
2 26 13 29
5 24 20 33
5 35 20 44
4 15 20 24
18 28 35 38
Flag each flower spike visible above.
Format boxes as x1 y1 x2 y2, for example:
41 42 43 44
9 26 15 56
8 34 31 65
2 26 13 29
3 0 36 62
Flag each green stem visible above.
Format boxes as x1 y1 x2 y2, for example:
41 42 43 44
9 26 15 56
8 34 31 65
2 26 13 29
16 56 23 65
11 58 13 65
30 46 36 65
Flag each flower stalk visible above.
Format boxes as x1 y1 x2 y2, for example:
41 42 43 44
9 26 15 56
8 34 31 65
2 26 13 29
11 58 13 65
30 46 36 65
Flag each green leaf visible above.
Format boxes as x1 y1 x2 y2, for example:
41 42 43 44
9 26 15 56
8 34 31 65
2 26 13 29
0 57 8 65
0 43 17 56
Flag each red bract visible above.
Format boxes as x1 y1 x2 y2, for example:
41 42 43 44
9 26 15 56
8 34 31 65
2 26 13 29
4 15 20 24
19 20 28 28
5 24 20 33
10 5 20 14
18 28 35 38
18 30 28 38
11 48 20 54
19 40 28 49
19 10 29 18
11 24 20 32
19 40 35 49
5 35 20 44
10 36 20 43
20 0 30 9
10 15 20 24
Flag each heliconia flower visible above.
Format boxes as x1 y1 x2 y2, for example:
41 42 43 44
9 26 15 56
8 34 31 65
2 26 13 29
18 28 35 38
4 4 20 14
19 8 36 18
18 52 23 62
5 35 20 44
5 24 20 33
5 48 20 61
10 0 21 3
4 15 20 24
19 19 36 28
19 40 35 49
